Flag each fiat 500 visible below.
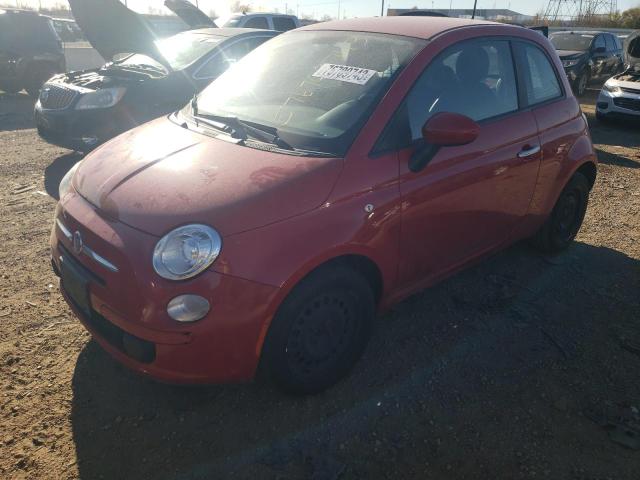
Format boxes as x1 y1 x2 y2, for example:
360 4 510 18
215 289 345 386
52 17 597 394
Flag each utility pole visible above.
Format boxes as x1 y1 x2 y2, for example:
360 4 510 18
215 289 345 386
381 0 385 16
472 0 478 18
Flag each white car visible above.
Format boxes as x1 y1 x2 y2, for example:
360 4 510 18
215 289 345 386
596 30 640 121
221 12 300 32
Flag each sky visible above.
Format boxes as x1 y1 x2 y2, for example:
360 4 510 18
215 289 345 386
8 0 640 20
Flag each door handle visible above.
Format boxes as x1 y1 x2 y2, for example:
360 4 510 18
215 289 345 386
518 145 541 158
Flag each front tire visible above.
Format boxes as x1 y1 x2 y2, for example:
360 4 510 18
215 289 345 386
530 172 590 253
262 265 375 395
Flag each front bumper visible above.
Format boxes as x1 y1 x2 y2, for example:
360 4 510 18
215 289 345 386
596 87 640 118
51 191 280 384
35 100 137 151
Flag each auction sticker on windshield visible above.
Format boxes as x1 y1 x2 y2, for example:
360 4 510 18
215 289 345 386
312 64 377 85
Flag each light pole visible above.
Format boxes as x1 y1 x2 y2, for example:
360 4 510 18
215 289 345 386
381 0 385 16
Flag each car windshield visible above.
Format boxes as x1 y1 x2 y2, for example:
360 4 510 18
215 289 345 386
550 33 593 51
121 31 222 70
193 31 426 156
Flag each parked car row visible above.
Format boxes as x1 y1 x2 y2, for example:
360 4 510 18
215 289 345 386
0 8 66 97
597 30 640 121
46 2 599 394
550 30 624 96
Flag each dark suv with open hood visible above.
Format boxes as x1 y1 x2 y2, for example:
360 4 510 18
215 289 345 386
550 31 623 96
0 9 66 97
35 0 277 151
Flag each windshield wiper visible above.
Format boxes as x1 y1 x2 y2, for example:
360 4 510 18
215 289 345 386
188 100 334 156
193 108 294 150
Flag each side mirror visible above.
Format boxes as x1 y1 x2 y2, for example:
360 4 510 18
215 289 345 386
409 112 480 173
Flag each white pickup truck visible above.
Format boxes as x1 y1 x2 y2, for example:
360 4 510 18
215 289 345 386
221 13 300 32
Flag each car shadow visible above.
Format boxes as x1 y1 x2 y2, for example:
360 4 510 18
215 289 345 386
0 91 35 131
70 242 640 479
44 151 84 200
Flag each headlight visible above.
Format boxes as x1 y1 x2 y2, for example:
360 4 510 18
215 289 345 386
75 87 126 110
152 224 222 280
603 81 621 93
58 161 81 199
562 59 580 68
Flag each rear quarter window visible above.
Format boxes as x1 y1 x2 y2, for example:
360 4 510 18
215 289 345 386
516 42 562 106
244 16 269 29
273 17 297 31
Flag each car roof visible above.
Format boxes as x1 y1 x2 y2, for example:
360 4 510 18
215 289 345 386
231 12 296 18
0 8 51 19
189 27 278 38
553 31 603 35
299 16 498 40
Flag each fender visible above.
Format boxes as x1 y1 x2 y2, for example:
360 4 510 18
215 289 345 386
543 133 597 216
250 243 389 359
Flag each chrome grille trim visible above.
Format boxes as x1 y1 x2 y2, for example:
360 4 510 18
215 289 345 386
56 218 72 240
40 85 78 110
620 86 640 95
613 97 640 112
56 218 119 273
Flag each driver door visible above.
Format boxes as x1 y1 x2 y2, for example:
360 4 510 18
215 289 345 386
393 39 541 288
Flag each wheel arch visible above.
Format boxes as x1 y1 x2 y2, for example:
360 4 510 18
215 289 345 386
576 160 597 190
254 249 386 360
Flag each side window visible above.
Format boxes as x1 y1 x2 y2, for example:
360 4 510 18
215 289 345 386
593 35 605 50
605 34 616 52
404 39 518 141
244 16 269 29
517 43 562 106
615 36 623 50
273 17 296 31
196 38 266 79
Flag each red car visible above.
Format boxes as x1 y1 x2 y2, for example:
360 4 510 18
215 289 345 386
51 17 597 394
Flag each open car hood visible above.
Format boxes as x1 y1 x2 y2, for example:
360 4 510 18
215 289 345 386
625 31 640 70
69 0 170 67
164 0 216 28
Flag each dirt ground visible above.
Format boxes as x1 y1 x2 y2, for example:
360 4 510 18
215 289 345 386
0 88 639 480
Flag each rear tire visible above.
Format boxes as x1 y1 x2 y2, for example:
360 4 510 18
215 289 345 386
0 80 22 94
530 172 590 253
25 63 59 98
574 70 589 97
262 265 375 395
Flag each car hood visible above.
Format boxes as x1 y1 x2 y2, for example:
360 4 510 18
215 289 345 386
625 30 640 70
164 0 216 28
73 118 344 237
69 0 170 67
557 50 587 59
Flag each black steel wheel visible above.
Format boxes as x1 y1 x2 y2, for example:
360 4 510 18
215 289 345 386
530 171 590 253
262 265 375 394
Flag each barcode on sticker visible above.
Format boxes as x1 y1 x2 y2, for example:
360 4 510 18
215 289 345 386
312 64 377 85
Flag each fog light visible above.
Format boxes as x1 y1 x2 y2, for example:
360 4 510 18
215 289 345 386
597 102 609 110
167 295 210 323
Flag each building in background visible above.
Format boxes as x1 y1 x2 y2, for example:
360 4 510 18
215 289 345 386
387 8 534 23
